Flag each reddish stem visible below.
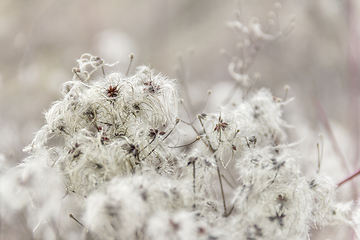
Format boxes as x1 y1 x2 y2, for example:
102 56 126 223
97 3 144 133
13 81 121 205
337 167 360 187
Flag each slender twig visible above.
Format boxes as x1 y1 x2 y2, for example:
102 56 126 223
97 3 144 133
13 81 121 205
337 167 360 187
142 119 180 161
221 174 235 189
216 158 227 214
180 119 209 148
167 136 200 148
69 214 85 228
198 115 215 152
224 202 236 217
197 115 228 215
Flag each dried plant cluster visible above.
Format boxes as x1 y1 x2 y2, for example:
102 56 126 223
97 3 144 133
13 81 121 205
0 3 359 240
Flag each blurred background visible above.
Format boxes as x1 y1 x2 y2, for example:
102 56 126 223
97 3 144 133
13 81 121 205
0 0 359 238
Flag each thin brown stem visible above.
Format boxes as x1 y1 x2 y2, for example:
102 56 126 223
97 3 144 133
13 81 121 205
69 214 85 228
197 115 228 215
167 136 200 148
216 159 227 214
223 202 236 217
142 119 180 161
197 115 215 152
180 119 209 148
221 174 235 189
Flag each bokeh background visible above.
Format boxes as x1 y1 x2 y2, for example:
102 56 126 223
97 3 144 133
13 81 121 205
0 0 359 239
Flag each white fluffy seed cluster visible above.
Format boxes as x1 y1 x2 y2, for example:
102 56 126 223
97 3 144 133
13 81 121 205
25 57 180 196
0 53 354 240
200 88 289 167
